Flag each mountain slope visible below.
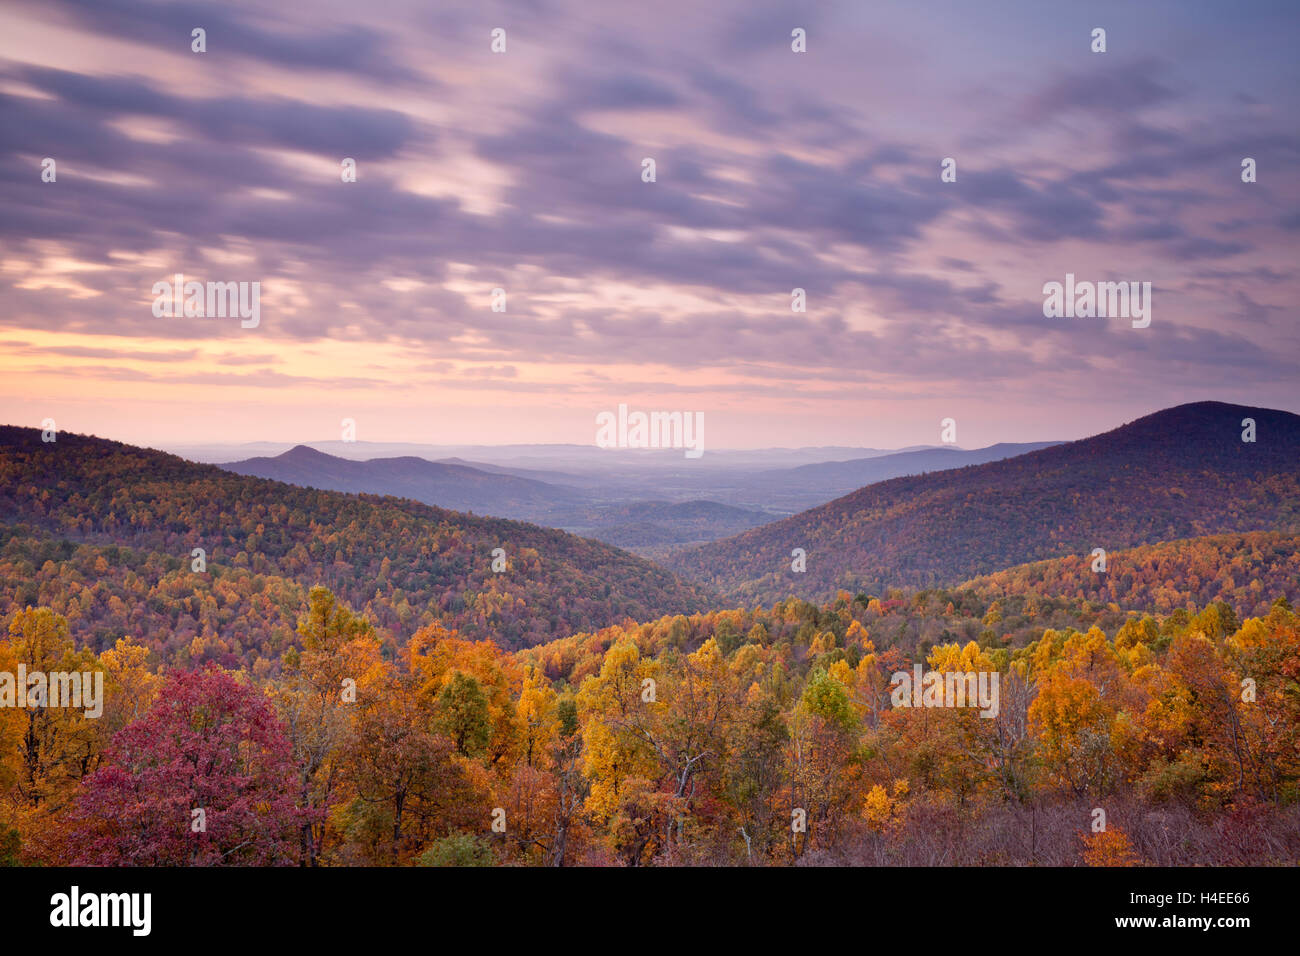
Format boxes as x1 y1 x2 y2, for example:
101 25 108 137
220 447 775 549
0 427 715 648
672 402 1300 604
743 441 1061 503
962 530 1300 619
220 445 584 522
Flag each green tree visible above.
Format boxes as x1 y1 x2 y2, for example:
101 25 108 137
437 672 492 758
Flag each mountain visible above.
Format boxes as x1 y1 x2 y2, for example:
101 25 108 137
220 445 584 522
216 442 1058 531
0 427 715 651
217 447 775 550
740 441 1061 507
672 402 1300 604
432 457 589 486
171 439 934 470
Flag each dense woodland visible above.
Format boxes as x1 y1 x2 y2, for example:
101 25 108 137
0 428 712 650
964 531 1300 619
5 523 1296 680
1 582 1296 866
674 403 1300 603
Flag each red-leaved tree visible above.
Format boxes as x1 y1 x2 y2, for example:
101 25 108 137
69 665 304 865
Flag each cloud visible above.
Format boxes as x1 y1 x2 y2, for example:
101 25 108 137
10 344 199 361
28 0 423 84
1024 58 1178 122
0 0 1296 435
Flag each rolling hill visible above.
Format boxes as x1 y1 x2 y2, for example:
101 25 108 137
0 426 715 651
218 446 775 550
216 441 1072 543
221 445 584 522
672 402 1300 604
960 530 1300 619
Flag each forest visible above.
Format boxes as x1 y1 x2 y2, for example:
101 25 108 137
0 427 712 651
1 420 1297 866
963 531 1300 619
1 582 1295 866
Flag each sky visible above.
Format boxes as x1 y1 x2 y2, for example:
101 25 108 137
1 0 1297 451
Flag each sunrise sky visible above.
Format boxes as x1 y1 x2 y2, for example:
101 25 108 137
1 0 1297 450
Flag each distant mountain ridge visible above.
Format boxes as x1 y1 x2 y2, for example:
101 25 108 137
743 441 1061 501
175 440 941 468
216 441 1063 549
672 402 1300 604
222 444 584 518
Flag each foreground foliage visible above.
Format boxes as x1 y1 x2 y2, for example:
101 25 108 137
2 585 1296 866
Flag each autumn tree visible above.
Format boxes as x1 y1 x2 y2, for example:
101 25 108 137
338 664 486 864
275 586 382 865
0 607 106 862
788 666 859 856
69 665 300 865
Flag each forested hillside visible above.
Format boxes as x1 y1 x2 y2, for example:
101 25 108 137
674 402 1300 604
0 427 714 650
963 531 1300 618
